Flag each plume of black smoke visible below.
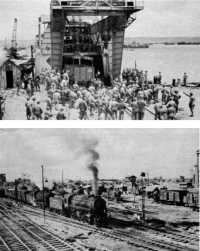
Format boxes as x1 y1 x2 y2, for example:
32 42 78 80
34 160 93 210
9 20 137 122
83 140 100 195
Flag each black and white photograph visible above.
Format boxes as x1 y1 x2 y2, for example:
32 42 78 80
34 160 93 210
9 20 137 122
0 0 199 120
0 128 199 250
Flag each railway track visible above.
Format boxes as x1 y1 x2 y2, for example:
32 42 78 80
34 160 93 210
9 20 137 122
0 208 89 251
0 200 198 251
0 219 32 251
20 205 198 251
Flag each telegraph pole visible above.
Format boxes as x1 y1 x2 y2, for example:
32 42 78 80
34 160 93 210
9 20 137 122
140 172 146 221
41 165 45 224
61 168 64 185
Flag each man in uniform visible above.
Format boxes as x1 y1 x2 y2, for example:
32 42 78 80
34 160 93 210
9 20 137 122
33 101 43 120
137 98 146 120
131 98 138 120
77 97 88 120
189 92 195 117
118 100 126 120
56 107 66 120
166 97 177 120
25 98 32 120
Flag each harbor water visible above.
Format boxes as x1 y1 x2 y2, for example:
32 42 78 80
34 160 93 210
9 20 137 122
1 45 200 83
122 45 200 83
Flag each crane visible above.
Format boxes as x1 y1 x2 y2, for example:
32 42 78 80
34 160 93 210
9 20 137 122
9 18 18 58
11 18 18 49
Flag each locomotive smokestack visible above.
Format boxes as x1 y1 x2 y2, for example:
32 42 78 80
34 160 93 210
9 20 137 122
88 162 98 196
87 148 100 196
79 137 100 196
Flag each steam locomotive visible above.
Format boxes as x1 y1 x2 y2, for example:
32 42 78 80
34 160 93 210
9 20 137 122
50 193 107 226
2 187 108 226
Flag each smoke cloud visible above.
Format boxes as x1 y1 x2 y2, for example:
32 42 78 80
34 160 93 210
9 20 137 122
78 137 100 195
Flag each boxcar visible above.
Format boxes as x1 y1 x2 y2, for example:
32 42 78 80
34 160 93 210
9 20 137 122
185 188 199 210
26 191 37 206
49 196 64 213
4 188 16 200
17 190 27 203
159 189 187 205
35 190 51 208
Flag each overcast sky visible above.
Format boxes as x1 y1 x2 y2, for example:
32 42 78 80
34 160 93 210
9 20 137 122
0 0 199 40
0 129 198 186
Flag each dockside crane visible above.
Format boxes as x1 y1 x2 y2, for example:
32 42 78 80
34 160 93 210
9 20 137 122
10 18 18 58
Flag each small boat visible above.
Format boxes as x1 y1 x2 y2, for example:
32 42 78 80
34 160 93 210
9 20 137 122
185 82 200 88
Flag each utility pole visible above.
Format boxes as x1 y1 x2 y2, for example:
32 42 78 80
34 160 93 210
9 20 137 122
41 165 45 224
31 45 35 80
195 150 199 188
140 172 146 221
61 168 64 185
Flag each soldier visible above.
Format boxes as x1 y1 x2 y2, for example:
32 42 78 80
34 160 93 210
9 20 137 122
44 106 52 120
189 92 195 117
131 98 138 120
78 97 88 120
25 98 32 120
118 100 126 120
167 105 176 120
159 103 168 120
154 101 162 120
137 98 146 120
16 77 21 96
56 107 66 120
33 101 43 120
183 72 188 86
0 94 5 120
34 76 41 92
109 99 118 120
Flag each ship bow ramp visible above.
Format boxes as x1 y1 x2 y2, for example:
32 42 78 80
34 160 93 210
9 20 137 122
36 0 143 82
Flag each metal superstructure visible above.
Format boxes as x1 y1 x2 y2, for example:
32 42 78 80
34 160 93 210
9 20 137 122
36 0 143 81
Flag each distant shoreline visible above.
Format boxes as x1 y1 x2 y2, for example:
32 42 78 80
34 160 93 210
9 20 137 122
124 41 200 49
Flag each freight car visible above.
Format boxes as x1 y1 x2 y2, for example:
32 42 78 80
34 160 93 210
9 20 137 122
184 188 199 211
159 189 188 206
156 188 199 210
34 189 51 208
3 186 51 208
4 188 16 200
49 195 66 214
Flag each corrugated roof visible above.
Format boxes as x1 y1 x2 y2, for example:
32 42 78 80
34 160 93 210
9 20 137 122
10 59 30 66
0 49 8 67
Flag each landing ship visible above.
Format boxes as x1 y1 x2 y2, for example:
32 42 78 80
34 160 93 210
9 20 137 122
35 0 143 84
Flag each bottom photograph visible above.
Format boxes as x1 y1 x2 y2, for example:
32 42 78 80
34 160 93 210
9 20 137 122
0 128 199 251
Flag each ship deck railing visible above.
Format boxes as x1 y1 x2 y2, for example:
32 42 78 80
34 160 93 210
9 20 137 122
51 0 144 11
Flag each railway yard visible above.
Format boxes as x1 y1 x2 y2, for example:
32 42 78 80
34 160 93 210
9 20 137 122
0 197 199 251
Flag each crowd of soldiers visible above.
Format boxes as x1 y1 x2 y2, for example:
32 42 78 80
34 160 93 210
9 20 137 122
22 67 195 120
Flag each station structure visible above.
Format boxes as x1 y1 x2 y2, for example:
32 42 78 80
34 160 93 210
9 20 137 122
36 0 143 82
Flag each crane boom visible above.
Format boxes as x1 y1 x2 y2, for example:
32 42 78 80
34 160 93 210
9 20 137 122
11 18 18 49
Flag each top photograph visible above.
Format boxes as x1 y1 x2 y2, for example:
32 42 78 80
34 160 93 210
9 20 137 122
0 0 199 120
